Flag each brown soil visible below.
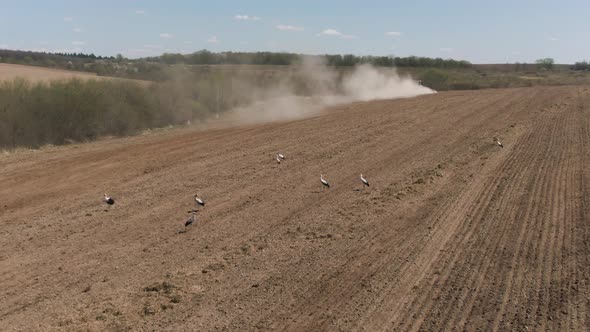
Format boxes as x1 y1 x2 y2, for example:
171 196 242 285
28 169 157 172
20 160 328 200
1 86 589 331
0 63 148 84
0 63 101 82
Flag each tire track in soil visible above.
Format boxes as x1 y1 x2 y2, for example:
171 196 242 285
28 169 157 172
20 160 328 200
446 118 559 331
342 87 544 330
569 89 590 330
399 110 545 330
460 94 576 330
383 96 542 331
472 102 567 330
360 87 552 326
501 102 576 330
536 103 575 330
391 89 571 331
451 91 588 331
388 89 544 326
555 102 579 330
494 105 568 328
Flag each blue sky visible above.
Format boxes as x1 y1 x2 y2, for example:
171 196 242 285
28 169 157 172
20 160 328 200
0 0 588 63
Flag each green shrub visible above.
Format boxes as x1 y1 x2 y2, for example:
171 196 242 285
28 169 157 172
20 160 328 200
448 82 481 90
420 69 449 91
0 78 211 149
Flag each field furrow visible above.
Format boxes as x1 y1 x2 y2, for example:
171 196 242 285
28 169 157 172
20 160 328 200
1 86 589 331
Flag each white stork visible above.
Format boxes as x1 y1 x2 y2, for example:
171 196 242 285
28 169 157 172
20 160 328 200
320 174 330 189
360 174 369 187
185 210 198 227
494 138 504 148
103 193 115 205
276 154 282 164
278 153 285 160
193 194 205 207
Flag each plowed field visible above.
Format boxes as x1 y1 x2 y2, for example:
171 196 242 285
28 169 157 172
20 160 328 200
1 86 589 331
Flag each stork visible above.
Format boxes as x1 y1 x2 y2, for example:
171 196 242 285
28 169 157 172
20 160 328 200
278 153 285 160
193 194 205 207
185 210 198 227
276 154 282 164
103 193 115 205
360 174 369 187
320 174 330 190
494 138 504 148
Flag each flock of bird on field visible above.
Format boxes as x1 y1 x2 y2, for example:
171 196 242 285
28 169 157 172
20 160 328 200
102 137 504 229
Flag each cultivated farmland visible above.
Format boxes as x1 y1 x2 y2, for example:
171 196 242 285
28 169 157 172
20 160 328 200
1 86 589 330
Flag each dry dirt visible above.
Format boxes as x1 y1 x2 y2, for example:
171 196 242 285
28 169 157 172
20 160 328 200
0 63 148 84
0 63 102 82
1 86 589 331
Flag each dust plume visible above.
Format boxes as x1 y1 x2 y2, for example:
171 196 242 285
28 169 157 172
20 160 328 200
341 64 435 102
220 58 435 125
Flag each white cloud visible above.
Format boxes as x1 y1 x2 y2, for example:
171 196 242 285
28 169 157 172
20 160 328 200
63 17 73 22
0 44 8 49
318 29 356 39
548 36 558 41
439 47 454 52
207 36 218 43
385 31 402 37
159 33 174 39
135 9 145 15
319 29 341 36
234 14 261 21
72 41 86 46
72 27 82 33
276 24 304 31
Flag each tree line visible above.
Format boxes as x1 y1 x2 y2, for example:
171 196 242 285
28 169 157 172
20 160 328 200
0 49 114 68
3 48 588 76
572 61 590 71
145 50 473 68
0 48 473 80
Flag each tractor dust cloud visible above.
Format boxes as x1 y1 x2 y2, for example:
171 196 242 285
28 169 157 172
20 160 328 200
222 57 435 125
